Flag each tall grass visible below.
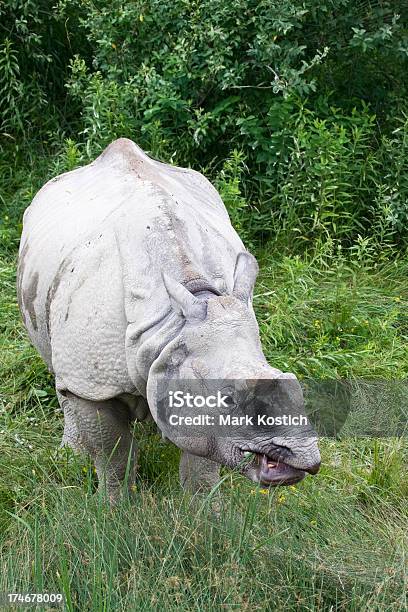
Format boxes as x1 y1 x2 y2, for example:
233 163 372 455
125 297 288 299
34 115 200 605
0 468 407 610
1 178 407 607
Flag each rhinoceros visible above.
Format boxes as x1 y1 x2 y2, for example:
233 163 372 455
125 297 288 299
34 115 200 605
17 138 320 501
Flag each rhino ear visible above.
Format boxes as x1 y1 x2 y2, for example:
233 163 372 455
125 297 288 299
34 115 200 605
232 252 259 303
162 273 207 320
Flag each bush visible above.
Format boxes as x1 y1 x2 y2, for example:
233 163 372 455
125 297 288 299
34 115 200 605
0 0 407 247
0 0 87 141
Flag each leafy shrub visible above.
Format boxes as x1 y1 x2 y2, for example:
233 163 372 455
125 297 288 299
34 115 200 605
263 100 379 246
374 114 408 235
214 150 252 245
58 0 407 245
0 0 407 247
0 0 87 141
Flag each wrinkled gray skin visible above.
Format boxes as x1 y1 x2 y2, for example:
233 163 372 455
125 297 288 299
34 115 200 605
17 138 320 502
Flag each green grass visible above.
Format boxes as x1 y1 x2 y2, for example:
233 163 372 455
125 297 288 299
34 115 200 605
1 160 408 610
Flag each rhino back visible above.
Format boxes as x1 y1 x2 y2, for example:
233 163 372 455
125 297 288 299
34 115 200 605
17 138 244 399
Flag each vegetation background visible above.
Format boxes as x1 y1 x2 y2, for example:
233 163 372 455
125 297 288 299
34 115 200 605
0 0 407 609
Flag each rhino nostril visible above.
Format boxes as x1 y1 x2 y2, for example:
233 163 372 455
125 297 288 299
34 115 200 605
305 461 321 475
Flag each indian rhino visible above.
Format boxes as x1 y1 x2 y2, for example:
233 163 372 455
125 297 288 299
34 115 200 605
17 138 320 502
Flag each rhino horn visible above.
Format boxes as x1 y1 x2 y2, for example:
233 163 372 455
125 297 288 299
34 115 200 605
232 252 259 303
162 273 207 320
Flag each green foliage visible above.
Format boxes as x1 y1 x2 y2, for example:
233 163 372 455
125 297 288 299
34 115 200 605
255 249 408 378
214 150 253 246
0 0 87 140
62 0 407 245
263 101 380 246
0 38 24 134
375 113 408 233
0 0 407 246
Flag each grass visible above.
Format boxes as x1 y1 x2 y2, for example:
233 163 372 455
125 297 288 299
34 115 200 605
0 156 407 611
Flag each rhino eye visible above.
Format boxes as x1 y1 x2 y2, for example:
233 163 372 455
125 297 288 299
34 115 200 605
220 388 236 409
219 384 237 409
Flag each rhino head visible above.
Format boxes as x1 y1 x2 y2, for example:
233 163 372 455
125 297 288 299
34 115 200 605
147 252 321 486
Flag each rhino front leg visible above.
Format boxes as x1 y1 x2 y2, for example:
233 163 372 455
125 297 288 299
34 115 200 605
57 390 82 451
59 391 138 504
179 451 220 492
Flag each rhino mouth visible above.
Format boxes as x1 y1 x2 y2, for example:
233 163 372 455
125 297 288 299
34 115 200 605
239 450 306 486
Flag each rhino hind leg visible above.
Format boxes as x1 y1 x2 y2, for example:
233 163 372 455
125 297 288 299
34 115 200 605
58 390 138 504
179 451 220 492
